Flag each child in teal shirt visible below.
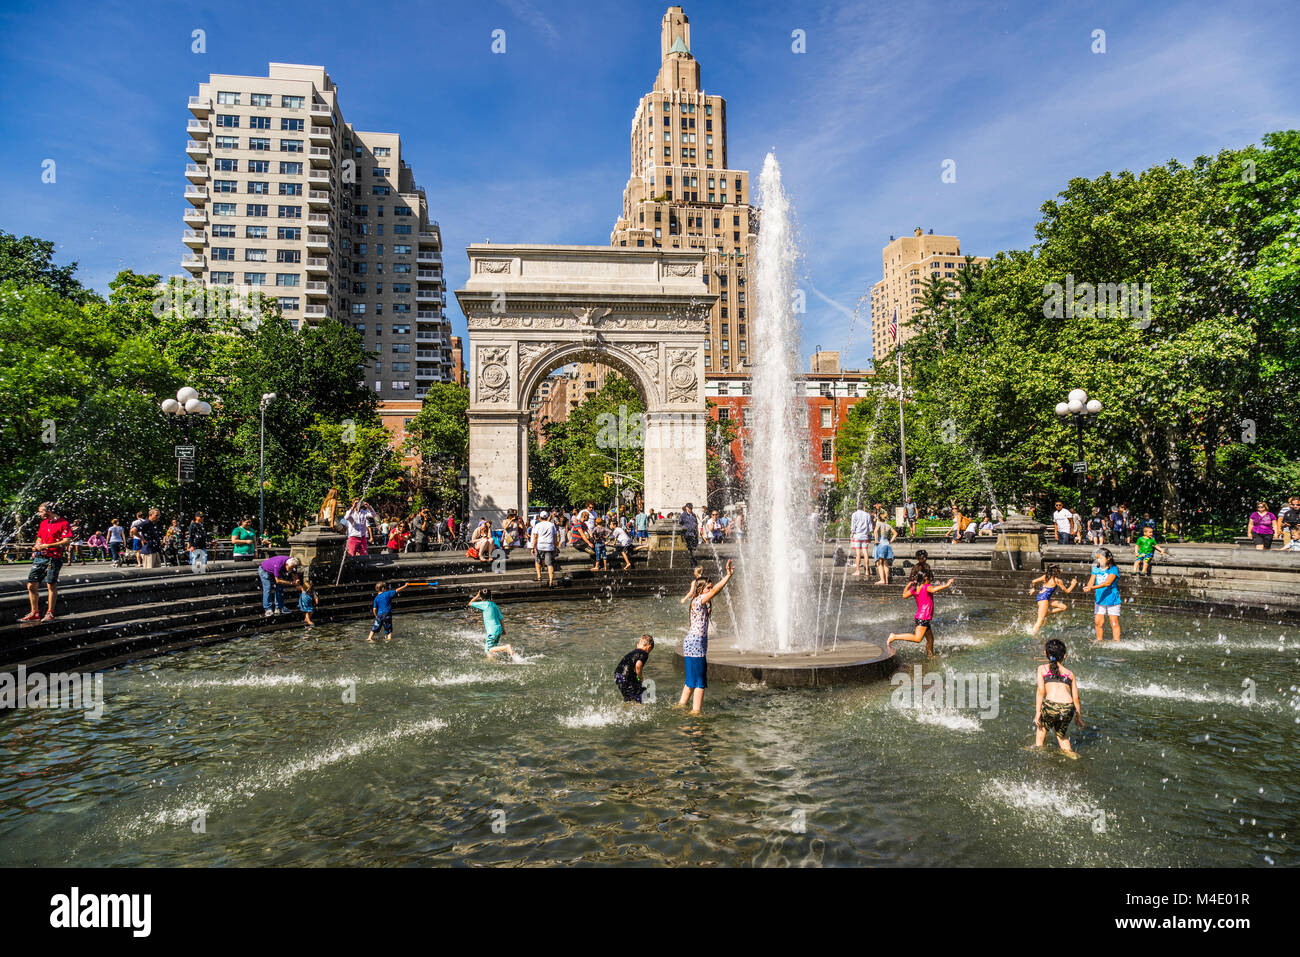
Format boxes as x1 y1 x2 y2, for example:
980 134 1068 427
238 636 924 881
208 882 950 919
469 588 515 660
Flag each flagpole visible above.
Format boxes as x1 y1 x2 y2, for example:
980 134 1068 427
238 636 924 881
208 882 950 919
894 308 909 510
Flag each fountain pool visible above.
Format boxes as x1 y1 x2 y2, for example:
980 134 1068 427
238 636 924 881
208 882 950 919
2 592 1294 867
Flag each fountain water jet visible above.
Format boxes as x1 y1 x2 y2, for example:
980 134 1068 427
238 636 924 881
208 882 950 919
739 154 817 654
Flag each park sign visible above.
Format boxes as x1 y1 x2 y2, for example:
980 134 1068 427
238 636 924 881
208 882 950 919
178 458 196 484
1073 461 1088 474
175 445 196 459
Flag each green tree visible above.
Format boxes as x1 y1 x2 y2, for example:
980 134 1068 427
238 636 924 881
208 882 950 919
404 382 470 510
0 230 97 304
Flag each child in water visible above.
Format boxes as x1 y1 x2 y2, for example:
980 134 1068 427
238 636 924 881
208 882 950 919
468 588 515 660
614 634 655 703
1082 547 1122 642
368 580 415 642
1027 564 1077 636
297 574 318 627
1033 638 1084 756
886 569 956 658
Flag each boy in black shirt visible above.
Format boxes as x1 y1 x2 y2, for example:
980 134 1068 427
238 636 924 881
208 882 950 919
614 634 655 703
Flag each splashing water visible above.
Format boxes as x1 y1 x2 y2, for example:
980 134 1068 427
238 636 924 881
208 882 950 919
740 154 816 653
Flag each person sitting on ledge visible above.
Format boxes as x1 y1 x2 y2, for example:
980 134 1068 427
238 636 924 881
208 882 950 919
470 519 494 562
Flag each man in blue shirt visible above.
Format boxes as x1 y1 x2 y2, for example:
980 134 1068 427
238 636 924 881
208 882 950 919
469 588 515 660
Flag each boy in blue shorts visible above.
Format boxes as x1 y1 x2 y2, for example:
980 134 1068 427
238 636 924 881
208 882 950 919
469 588 515 660
368 579 413 642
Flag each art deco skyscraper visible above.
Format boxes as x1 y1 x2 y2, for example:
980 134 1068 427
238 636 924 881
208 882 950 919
610 6 756 372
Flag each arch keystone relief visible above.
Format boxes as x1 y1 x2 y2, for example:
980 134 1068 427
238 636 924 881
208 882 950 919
457 245 715 523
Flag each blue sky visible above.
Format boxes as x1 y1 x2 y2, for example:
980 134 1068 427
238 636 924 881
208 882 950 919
1 0 1297 368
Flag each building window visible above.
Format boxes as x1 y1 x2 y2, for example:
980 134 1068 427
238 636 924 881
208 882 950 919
281 95 304 109
250 93 272 107
250 116 271 129
282 118 304 131
821 439 834 463
216 91 240 105
246 204 268 217
277 226 301 240
820 407 832 429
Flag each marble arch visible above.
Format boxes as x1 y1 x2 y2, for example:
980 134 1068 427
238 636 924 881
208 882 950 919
455 244 714 523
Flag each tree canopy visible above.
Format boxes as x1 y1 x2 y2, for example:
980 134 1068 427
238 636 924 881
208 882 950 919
836 130 1300 536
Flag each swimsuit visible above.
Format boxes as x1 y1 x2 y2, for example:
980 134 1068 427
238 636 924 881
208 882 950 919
1039 667 1075 735
1035 584 1057 602
1039 699 1076 736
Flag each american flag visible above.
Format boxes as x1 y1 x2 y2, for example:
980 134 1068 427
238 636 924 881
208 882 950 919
889 308 898 342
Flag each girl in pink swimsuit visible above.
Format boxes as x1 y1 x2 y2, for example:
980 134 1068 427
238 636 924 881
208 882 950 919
887 570 956 658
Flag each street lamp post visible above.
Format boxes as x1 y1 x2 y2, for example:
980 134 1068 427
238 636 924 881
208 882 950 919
258 392 277 546
1054 388 1102 520
160 386 212 522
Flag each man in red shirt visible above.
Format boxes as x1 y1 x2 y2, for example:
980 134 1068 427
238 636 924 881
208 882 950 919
22 502 72 622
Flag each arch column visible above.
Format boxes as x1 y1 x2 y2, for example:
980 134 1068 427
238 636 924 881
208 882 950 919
643 410 708 512
467 408 530 523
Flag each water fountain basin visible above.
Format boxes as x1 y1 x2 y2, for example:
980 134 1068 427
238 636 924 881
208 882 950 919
671 633 897 688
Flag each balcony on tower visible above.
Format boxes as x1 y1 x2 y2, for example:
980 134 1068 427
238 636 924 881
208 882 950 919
309 146 333 168
184 184 208 206
186 119 210 139
185 163 208 183
188 96 211 117
182 229 206 248
185 140 210 160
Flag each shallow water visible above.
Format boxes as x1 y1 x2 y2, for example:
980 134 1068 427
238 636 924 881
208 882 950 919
1 591 1296 866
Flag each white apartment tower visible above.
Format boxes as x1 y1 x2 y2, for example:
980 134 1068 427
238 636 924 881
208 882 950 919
183 64 453 402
